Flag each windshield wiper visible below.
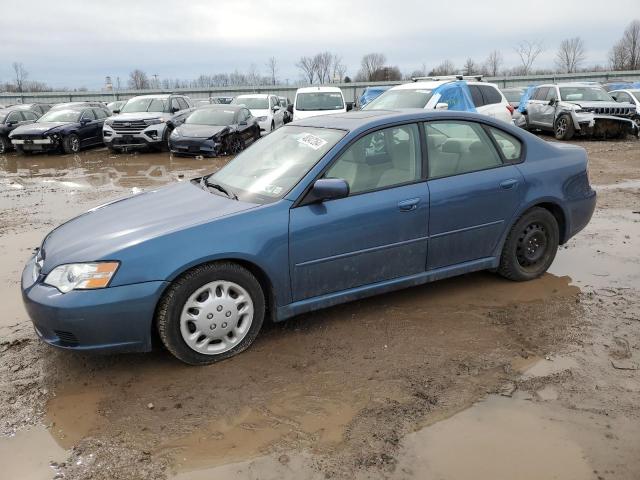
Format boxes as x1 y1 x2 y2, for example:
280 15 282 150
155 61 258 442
200 176 238 200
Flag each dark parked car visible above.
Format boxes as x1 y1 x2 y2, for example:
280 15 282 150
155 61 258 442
50 101 109 111
279 96 293 123
169 104 260 157
210 96 234 104
0 107 40 153
9 103 52 116
21 110 596 365
10 105 110 154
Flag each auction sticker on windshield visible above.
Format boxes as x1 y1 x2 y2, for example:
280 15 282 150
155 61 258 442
298 133 328 150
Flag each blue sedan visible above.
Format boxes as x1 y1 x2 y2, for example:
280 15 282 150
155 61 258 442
21 110 596 365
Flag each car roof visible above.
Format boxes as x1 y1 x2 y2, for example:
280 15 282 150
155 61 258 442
389 80 492 91
538 82 604 88
296 86 343 94
198 104 241 110
292 109 508 132
129 94 172 100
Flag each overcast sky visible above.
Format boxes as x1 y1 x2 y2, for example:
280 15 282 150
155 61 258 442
0 0 635 90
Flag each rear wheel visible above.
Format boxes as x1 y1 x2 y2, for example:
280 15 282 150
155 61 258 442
0 135 10 154
554 114 574 140
157 262 265 365
63 134 81 154
498 207 559 282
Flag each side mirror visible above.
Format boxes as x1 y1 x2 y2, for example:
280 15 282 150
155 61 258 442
435 102 449 110
112 109 120 114
6 121 14 127
346 102 354 111
80 117 91 125
171 107 180 114
548 99 556 106
304 178 349 204
239 121 247 126
272 105 280 112
287 105 293 114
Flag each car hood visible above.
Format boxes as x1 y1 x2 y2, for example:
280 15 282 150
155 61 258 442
40 180 257 272
250 109 269 119
11 122 73 135
177 124 229 138
110 112 169 121
565 100 635 109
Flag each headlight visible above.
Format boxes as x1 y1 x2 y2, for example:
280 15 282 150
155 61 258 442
48 133 60 140
104 119 114 126
145 118 163 125
171 128 180 137
256 116 267 122
44 262 119 293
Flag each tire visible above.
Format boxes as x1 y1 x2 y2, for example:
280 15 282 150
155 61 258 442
157 262 265 365
227 134 244 155
62 134 81 154
160 125 173 152
15 145 26 156
270 121 275 132
107 145 119 154
632 115 640 133
554 114 574 140
0 135 10 154
498 207 559 282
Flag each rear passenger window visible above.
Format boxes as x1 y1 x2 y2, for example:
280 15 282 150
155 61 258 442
324 124 421 194
93 108 107 119
424 121 502 178
478 85 502 105
177 98 189 110
81 110 96 120
488 127 522 162
534 87 549 100
468 85 485 107
23 111 39 121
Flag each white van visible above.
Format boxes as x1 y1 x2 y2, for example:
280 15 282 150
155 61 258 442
293 86 347 121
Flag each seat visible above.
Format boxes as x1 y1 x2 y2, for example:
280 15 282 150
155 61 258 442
376 129 417 187
457 140 501 174
429 139 462 178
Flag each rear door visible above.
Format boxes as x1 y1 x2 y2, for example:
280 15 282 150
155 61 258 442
78 109 99 145
289 123 429 301
527 87 549 126
424 120 525 269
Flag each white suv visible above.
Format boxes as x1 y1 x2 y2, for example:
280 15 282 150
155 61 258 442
232 94 285 134
293 86 347 120
363 76 513 123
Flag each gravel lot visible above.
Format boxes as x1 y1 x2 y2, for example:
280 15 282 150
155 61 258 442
0 135 639 480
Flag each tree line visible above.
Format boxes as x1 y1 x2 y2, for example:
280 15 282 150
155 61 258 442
2 20 639 93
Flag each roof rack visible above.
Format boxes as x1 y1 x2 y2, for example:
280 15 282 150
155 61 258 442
411 75 484 82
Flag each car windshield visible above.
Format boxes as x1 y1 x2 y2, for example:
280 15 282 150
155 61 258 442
186 109 236 126
120 97 168 113
38 109 80 122
364 88 434 109
559 87 613 102
233 97 268 109
296 92 344 111
207 126 345 203
503 90 524 102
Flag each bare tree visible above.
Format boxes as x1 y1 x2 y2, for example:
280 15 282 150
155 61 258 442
514 40 544 75
463 58 477 75
609 20 640 70
12 62 28 93
266 57 278 85
484 50 503 77
246 64 261 86
296 56 317 84
314 52 333 84
429 59 456 76
555 37 586 73
128 69 150 89
359 53 387 81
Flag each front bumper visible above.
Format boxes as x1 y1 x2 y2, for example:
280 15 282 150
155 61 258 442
103 123 167 150
574 113 639 137
11 137 59 152
21 256 168 353
169 137 223 157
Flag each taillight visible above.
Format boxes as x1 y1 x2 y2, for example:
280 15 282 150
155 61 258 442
506 104 515 115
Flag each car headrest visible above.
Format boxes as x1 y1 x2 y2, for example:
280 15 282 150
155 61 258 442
441 139 463 154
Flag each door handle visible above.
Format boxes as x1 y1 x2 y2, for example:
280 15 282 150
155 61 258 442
398 198 420 211
500 179 519 190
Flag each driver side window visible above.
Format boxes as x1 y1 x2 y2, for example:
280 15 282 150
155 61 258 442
324 124 421 195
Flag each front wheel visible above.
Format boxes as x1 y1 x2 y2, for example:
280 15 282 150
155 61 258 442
157 262 265 365
227 134 244 155
63 134 81 154
498 207 559 282
554 114 574 140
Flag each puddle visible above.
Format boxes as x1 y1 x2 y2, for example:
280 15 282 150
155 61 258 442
46 386 104 449
0 425 67 480
593 179 640 190
392 396 594 480
512 355 578 378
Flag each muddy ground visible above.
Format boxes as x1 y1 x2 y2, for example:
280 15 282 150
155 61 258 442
0 135 638 480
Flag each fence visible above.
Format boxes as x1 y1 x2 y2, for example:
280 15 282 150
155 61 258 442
2 70 640 106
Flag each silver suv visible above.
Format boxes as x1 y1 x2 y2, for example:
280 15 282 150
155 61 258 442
103 94 194 152
523 83 638 140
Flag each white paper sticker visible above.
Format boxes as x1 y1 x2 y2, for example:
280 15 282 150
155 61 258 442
298 133 328 150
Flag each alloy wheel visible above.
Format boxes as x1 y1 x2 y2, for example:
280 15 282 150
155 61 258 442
555 118 567 137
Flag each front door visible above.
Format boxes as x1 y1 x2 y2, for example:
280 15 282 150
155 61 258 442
423 120 525 269
289 123 429 301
